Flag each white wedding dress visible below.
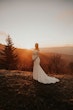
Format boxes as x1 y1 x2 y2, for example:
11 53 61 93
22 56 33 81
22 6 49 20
32 49 60 84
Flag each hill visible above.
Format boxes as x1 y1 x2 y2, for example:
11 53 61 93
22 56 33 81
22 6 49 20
40 46 73 63
0 44 73 72
0 44 4 50
15 46 73 63
0 44 73 63
0 70 73 110
40 46 73 55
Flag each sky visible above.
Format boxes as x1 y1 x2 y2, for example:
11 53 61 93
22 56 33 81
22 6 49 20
0 0 73 49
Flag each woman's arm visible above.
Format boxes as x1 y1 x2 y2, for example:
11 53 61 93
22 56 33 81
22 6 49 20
33 56 38 61
32 50 39 61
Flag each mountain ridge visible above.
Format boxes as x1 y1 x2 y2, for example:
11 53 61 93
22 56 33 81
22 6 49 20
40 46 73 55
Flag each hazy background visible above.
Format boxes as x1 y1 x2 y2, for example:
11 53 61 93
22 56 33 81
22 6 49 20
0 0 73 49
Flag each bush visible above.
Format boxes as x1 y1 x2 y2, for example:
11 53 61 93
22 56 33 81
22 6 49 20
48 54 66 74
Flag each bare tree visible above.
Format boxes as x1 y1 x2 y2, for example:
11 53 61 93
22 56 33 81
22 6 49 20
68 62 73 74
48 54 65 74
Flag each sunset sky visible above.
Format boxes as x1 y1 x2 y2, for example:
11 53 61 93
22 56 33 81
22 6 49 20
0 0 73 49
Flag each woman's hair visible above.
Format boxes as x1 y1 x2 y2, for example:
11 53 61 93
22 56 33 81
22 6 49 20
35 43 39 50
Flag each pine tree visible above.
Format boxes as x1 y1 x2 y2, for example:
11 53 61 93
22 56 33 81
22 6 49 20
0 35 18 70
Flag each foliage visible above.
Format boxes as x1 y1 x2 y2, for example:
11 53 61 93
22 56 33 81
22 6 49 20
48 54 66 74
0 35 18 70
68 62 73 74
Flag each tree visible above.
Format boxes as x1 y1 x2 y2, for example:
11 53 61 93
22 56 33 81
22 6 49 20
0 35 18 70
68 62 73 74
48 54 65 74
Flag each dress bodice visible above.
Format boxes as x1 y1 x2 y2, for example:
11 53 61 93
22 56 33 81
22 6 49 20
32 50 39 60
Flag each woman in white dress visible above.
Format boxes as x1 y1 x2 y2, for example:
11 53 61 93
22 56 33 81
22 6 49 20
32 43 60 84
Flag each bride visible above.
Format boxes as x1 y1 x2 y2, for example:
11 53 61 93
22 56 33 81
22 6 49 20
32 43 60 84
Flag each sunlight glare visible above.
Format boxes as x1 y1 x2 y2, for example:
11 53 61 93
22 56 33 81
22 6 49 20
23 42 34 49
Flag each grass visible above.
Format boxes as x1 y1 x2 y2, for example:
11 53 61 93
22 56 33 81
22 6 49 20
0 70 73 110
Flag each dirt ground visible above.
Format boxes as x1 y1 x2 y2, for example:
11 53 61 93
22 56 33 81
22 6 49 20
0 70 73 110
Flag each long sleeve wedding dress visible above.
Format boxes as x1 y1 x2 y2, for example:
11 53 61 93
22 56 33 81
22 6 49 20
32 49 60 84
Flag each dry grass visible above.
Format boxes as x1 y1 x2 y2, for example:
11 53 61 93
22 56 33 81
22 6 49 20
0 70 73 110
